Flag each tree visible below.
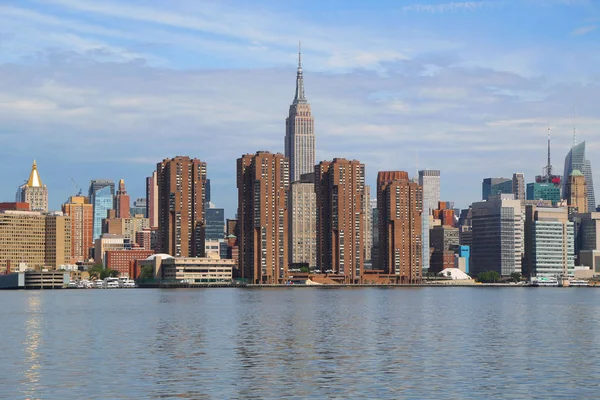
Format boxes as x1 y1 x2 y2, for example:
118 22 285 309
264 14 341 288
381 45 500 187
138 265 154 281
477 270 501 283
510 272 522 283
300 266 310 273
87 264 104 280
99 269 120 279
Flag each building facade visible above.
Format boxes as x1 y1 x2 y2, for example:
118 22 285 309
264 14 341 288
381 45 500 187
523 206 574 279
115 179 131 218
482 177 512 201
429 225 459 274
89 180 115 241
566 170 588 213
16 160 48 212
0 210 71 272
377 171 423 283
512 173 525 202
237 152 289 284
418 170 440 273
104 249 154 275
471 194 523 276
62 196 93 263
205 207 225 240
284 47 315 183
146 172 158 229
315 159 366 283
563 141 595 212
288 173 317 268
526 182 561 205
157 156 207 258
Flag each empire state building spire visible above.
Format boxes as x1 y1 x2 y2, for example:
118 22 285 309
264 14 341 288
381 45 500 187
285 41 315 182
293 42 306 104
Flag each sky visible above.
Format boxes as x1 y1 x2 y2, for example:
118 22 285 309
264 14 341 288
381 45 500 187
1 0 599 216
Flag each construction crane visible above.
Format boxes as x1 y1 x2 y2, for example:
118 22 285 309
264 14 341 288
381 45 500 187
70 178 83 196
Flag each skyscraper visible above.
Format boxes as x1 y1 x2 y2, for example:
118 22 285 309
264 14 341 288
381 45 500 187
566 170 588 213
418 169 440 273
62 196 93 263
285 45 315 183
523 205 574 279
471 194 523 276
288 173 317 268
482 177 512 201
205 207 225 240
512 173 525 202
89 180 115 241
157 156 207 257
115 179 130 218
146 172 158 229
363 185 373 268
564 141 595 212
377 171 423 283
16 160 48 212
315 158 366 283
237 152 289 284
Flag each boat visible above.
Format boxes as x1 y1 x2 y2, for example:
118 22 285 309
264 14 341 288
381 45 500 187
569 279 589 287
530 277 559 287
103 277 120 288
94 279 104 288
122 279 136 288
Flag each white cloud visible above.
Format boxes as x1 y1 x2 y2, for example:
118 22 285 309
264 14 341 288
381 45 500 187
571 25 597 35
402 1 493 13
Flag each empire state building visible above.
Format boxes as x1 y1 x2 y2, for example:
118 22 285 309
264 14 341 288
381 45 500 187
285 45 315 182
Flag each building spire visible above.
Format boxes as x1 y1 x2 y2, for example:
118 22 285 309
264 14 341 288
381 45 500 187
293 41 306 104
26 159 43 187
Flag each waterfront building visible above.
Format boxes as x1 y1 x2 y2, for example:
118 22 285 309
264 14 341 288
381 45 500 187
523 206 574 279
0 209 71 272
285 45 315 183
146 172 158 229
563 141 595 212
454 245 470 274
429 225 459 274
565 170 588 213
482 177 512 201
419 170 440 273
288 173 317 268
89 180 115 241
157 156 207 257
205 207 225 240
131 198 147 218
104 249 154 275
471 194 523 276
316 159 366 283
16 160 48 212
139 253 234 285
526 182 561 205
237 152 289 284
377 171 423 283
115 179 130 218
512 173 525 202
62 196 94 263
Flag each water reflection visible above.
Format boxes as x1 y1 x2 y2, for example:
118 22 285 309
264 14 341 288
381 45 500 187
22 292 42 399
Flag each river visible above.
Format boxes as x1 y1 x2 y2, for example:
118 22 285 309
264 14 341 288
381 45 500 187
2 287 599 399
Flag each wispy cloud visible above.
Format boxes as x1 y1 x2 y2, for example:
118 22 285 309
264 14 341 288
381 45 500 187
402 1 493 13
571 25 597 35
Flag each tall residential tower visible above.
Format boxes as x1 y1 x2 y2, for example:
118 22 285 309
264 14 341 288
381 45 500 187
156 156 207 257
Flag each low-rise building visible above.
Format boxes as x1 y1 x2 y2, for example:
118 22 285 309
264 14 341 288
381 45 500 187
139 253 234 285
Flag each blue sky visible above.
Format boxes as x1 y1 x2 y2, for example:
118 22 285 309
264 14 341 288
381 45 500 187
1 0 599 215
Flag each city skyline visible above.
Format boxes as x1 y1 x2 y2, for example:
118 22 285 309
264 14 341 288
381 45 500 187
1 1 600 216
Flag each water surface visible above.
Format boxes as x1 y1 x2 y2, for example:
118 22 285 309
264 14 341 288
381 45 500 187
2 287 600 399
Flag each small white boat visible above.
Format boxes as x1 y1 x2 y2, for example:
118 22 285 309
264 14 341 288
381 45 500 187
94 279 104 288
569 279 589 287
103 277 120 288
122 279 136 288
